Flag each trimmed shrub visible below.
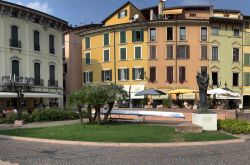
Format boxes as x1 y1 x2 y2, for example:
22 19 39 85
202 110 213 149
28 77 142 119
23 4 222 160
218 119 250 134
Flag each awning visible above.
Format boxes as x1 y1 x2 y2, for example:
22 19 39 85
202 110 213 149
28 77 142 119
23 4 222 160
23 93 63 98
163 9 183 15
0 92 17 98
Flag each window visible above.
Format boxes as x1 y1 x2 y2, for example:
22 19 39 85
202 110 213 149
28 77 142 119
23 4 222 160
212 27 219 35
83 71 93 83
201 27 207 41
201 45 208 60
167 27 173 41
103 49 110 62
120 31 126 44
233 73 239 86
104 33 109 46
212 72 218 86
212 46 219 61
85 52 91 64
233 48 239 62
118 10 127 18
10 25 20 48
244 73 250 86
177 45 190 59
34 31 40 51
224 13 230 17
167 67 173 83
85 37 90 49
12 60 19 77
244 53 250 66
102 70 112 81
245 33 250 45
134 46 142 59
118 68 129 81
179 67 186 83
49 65 55 86
49 35 55 54
179 27 186 41
189 13 196 17
201 66 207 74
133 68 144 80
149 28 156 42
34 63 41 85
132 29 144 42
233 29 240 37
120 47 127 60
150 67 156 82
150 46 156 59
167 45 173 59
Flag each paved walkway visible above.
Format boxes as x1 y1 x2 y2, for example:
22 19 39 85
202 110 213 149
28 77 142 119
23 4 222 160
0 138 250 165
0 120 82 130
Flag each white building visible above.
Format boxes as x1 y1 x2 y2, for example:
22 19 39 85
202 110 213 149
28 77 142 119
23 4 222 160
0 1 68 110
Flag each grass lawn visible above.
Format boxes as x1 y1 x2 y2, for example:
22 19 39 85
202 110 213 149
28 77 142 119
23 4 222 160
0 123 237 143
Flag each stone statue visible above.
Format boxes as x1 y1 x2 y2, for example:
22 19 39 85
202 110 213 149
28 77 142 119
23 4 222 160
196 67 209 112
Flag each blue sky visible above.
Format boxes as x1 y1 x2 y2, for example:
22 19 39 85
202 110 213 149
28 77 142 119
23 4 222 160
6 0 250 25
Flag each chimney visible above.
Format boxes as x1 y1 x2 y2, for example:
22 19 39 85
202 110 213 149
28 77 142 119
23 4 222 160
158 0 165 16
150 9 154 20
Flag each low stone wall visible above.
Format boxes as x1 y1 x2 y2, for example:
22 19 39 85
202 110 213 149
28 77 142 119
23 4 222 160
110 108 237 122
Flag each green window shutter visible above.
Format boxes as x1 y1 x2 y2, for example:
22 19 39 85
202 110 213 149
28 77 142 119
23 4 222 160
120 31 126 43
186 45 190 59
135 47 141 59
126 68 129 80
118 69 121 81
118 12 120 18
244 54 250 66
102 71 104 82
120 48 126 60
132 68 135 80
109 70 112 81
124 10 127 17
104 33 109 46
85 37 90 49
132 30 136 42
140 29 144 42
90 72 93 82
140 68 144 80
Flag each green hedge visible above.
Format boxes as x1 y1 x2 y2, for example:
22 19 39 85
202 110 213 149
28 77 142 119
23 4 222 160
0 108 79 124
218 119 250 134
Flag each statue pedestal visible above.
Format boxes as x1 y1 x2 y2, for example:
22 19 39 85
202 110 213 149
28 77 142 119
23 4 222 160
192 112 217 131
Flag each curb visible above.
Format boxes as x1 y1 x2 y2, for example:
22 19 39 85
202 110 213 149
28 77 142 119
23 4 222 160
0 135 245 147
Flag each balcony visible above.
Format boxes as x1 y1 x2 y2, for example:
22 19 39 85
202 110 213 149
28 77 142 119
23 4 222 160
48 80 58 87
1 76 33 86
50 47 55 54
9 39 21 48
34 44 40 52
34 79 44 86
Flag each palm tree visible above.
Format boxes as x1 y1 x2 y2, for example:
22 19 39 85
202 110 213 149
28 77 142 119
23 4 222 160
68 90 86 124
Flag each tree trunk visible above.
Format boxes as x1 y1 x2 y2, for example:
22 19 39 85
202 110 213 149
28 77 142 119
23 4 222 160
87 105 93 123
77 105 83 124
93 110 97 122
102 101 114 124
96 106 101 124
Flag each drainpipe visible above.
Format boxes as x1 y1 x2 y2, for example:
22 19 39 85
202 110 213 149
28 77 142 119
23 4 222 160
113 28 117 84
175 19 178 84
242 21 245 108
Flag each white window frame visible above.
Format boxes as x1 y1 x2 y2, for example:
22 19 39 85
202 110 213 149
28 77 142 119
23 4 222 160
134 67 143 80
103 33 110 46
200 26 208 41
179 26 187 41
211 45 219 61
103 69 112 82
149 45 157 59
103 48 110 62
84 71 92 83
85 36 91 49
212 26 219 35
119 67 129 81
166 26 174 41
119 10 127 18
119 31 127 44
134 45 142 59
200 44 208 60
149 28 157 42
232 47 240 62
119 46 127 60
233 28 240 37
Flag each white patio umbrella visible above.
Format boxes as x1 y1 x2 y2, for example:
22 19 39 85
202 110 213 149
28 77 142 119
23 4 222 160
207 88 231 95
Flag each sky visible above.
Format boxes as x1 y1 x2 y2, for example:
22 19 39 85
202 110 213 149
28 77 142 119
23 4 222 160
5 0 250 25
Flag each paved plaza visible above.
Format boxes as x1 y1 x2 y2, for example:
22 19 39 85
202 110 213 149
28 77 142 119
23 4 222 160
0 138 250 165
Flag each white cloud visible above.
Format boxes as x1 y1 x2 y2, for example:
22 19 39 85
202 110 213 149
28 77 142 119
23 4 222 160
6 0 53 14
181 0 211 5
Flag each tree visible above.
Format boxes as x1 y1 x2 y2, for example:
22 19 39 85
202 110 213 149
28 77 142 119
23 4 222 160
68 90 85 124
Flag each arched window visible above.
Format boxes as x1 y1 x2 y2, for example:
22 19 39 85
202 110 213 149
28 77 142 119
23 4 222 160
34 31 40 51
12 60 19 77
49 65 55 86
34 63 41 85
11 25 19 47
49 35 55 54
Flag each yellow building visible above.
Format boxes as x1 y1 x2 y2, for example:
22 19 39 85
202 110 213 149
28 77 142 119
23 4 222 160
80 2 149 104
243 16 250 108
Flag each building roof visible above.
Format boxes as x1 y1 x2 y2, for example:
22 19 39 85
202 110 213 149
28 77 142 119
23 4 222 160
213 9 241 13
165 5 211 11
101 1 141 24
0 0 68 25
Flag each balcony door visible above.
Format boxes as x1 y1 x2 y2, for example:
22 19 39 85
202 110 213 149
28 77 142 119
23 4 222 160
34 63 41 85
49 65 55 85
12 60 19 77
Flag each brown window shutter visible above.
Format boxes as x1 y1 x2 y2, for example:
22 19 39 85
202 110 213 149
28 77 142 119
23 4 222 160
186 46 190 59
